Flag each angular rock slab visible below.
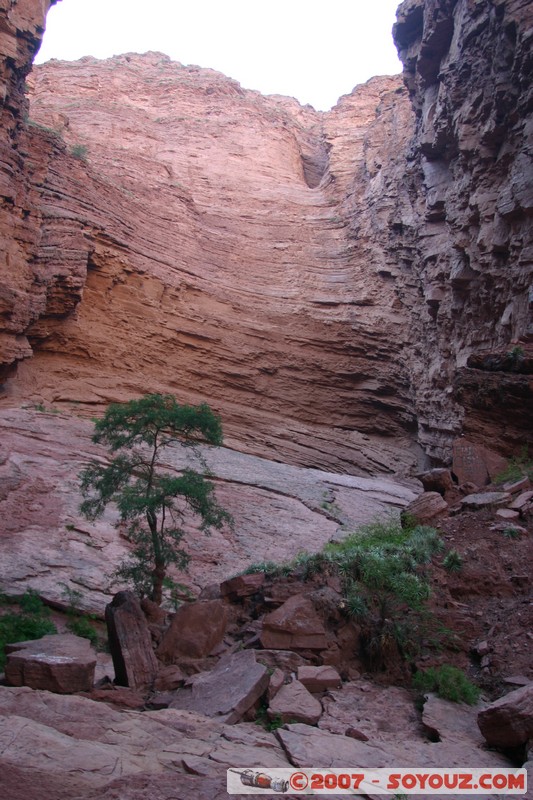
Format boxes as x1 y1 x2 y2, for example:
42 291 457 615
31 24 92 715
403 491 448 524
105 591 158 689
170 649 269 724
461 492 511 510
277 723 387 767
260 594 328 651
478 683 533 748
156 599 228 662
422 694 486 746
452 440 507 486
298 665 342 693
268 680 322 725
5 633 96 694
415 468 454 495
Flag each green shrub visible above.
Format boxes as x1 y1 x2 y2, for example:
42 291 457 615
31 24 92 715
241 561 292 578
70 144 88 160
495 447 533 483
0 592 56 670
59 583 101 648
502 527 521 539
443 549 463 573
240 515 445 670
255 703 285 732
413 664 480 705
19 588 46 614
66 617 98 648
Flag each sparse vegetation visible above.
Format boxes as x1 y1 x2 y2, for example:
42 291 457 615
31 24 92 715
495 447 533 483
26 118 61 137
66 616 99 648
507 345 525 368
0 591 56 670
242 560 293 579
412 664 480 705
501 527 521 539
443 549 463 573
240 516 446 670
255 703 285 732
70 143 88 160
32 403 61 414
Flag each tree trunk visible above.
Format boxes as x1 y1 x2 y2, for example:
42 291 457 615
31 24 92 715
151 560 166 605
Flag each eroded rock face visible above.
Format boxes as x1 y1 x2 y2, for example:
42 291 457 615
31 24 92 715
0 0 89 382
393 0 533 461
0 54 421 475
0 685 289 797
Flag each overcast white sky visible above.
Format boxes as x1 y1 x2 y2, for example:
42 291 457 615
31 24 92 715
35 0 403 111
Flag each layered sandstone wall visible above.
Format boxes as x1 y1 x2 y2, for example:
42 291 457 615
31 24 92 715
1 0 531 474
393 0 533 460
5 53 420 474
0 0 67 378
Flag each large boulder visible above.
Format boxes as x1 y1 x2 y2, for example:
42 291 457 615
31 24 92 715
415 468 455 495
5 633 95 693
452 440 507 486
477 684 533 748
170 649 269 723
105 591 158 689
402 492 448 524
268 680 323 725
260 594 328 651
156 600 228 663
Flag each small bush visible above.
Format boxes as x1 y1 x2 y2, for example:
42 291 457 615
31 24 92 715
443 549 463 573
241 561 292 578
502 527 521 539
19 589 46 614
59 583 100 648
0 592 56 670
70 144 88 160
413 664 480 705
255 703 285 732
495 447 533 483
66 617 98 648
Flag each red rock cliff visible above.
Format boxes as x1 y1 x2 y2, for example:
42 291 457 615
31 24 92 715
6 52 419 474
1 0 531 473
0 0 63 377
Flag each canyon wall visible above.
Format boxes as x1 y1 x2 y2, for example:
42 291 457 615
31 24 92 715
0 0 64 377
393 0 533 459
5 50 421 475
0 0 531 475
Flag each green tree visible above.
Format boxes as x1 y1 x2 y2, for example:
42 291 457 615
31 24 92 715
80 393 231 605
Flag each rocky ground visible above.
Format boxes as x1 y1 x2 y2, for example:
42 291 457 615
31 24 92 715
0 434 531 800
